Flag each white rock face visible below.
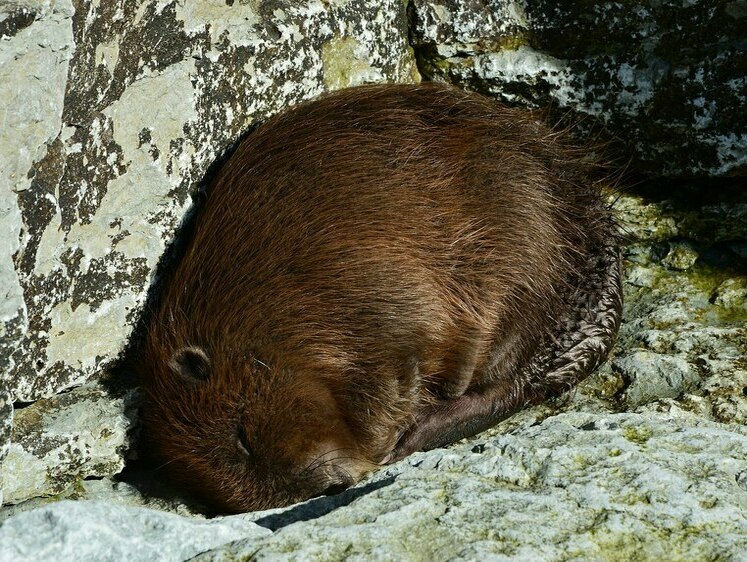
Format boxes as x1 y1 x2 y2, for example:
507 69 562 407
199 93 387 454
1 384 138 505
0 500 269 562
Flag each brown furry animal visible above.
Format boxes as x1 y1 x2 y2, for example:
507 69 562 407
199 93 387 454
137 82 622 513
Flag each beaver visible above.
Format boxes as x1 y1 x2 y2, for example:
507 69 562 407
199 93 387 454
137 82 622 513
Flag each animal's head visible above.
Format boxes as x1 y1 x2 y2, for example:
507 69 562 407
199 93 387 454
140 345 378 512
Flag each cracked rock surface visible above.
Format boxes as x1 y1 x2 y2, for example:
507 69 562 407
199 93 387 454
2 412 746 561
1 383 139 505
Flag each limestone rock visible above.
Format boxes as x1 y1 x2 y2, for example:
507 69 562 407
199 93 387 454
0 500 269 562
2 413 745 561
0 0 74 402
0 390 11 507
712 278 747 310
410 0 747 176
613 352 700 408
605 190 747 425
1 383 138 505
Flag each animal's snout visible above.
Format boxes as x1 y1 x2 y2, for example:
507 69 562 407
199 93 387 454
301 440 371 499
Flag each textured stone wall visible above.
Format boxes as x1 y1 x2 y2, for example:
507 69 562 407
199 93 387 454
410 0 747 176
0 0 417 506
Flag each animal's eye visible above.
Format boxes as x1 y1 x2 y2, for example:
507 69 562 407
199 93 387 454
237 427 251 458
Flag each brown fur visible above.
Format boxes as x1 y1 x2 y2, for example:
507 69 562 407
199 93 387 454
137 82 621 513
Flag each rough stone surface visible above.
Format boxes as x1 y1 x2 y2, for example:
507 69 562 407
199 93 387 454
1 383 139 505
2 0 417 405
0 0 74 501
410 0 747 176
196 413 747 561
0 390 11 507
0 500 269 562
1 0 73 398
604 186 747 426
3 413 746 561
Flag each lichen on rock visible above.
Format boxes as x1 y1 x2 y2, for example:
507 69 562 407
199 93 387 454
1 383 139 506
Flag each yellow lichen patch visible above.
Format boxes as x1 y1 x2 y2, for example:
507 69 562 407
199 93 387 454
322 36 379 90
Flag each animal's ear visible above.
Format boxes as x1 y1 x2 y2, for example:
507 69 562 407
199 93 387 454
169 346 211 383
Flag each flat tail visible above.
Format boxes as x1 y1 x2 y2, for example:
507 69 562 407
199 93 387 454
528 242 624 399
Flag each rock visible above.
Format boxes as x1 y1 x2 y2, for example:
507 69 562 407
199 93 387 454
0 391 11 507
606 189 747 425
0 0 74 401
612 352 700 408
1 383 139 506
2 0 417 404
660 240 700 271
193 413 747 560
3 413 745 561
0 477 194 523
410 0 747 176
712 278 747 310
0 500 269 562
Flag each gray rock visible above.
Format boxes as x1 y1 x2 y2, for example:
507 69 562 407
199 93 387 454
3 413 745 561
606 191 747 425
410 0 747 176
660 240 700 271
0 500 269 562
0 477 196 523
0 390 11 507
192 412 747 561
713 278 747 310
612 351 700 408
0 1 74 470
1 383 139 506
2 0 417 404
